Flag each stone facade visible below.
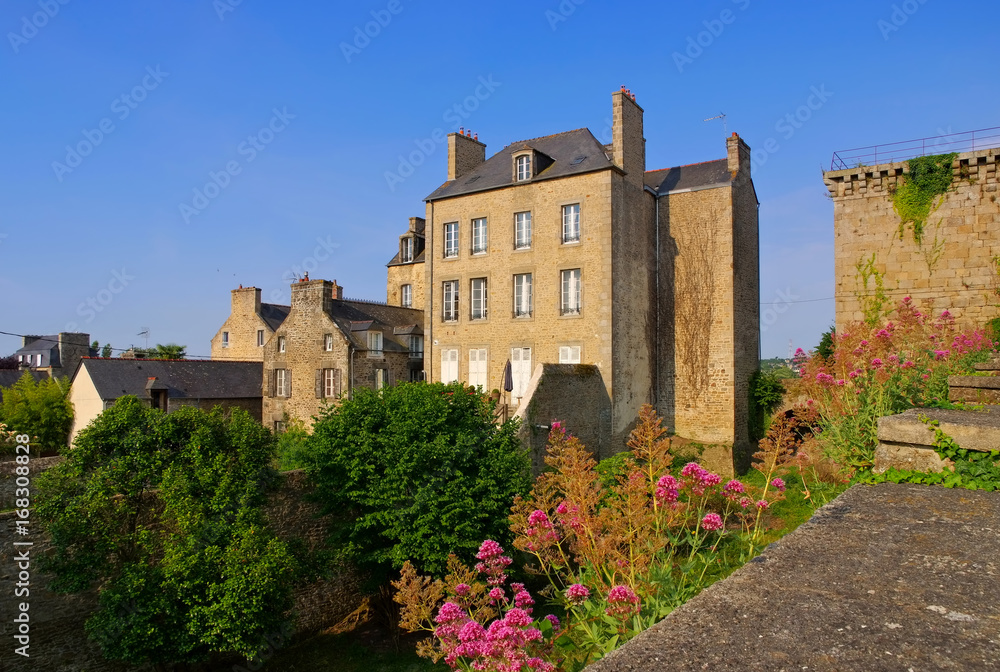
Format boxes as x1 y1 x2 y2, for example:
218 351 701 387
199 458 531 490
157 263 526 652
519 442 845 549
418 88 760 461
386 216 427 310
824 148 1000 331
210 286 290 361
262 279 423 429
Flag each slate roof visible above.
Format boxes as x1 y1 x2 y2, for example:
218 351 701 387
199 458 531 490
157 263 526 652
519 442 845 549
77 358 263 401
15 336 60 367
425 128 616 201
386 248 426 267
644 159 733 195
260 303 290 332
328 299 423 353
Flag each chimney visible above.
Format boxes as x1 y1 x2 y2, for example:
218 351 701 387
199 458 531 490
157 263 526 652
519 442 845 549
232 286 262 315
611 87 646 187
408 216 426 234
291 278 334 313
727 132 751 179
447 132 486 181
331 279 344 300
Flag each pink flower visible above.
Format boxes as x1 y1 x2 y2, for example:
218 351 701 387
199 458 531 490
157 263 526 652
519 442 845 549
436 602 466 624
527 510 550 527
605 585 641 618
503 607 532 627
848 369 861 379
701 512 724 531
933 350 949 360
871 358 883 369
701 471 722 487
771 478 786 492
488 587 505 602
544 614 560 630
565 583 590 605
555 501 568 515
455 583 471 597
655 474 679 502
836 379 846 386
551 421 562 430
940 310 951 319
681 462 704 478
875 329 891 339
476 540 504 561
756 500 770 510
724 479 745 494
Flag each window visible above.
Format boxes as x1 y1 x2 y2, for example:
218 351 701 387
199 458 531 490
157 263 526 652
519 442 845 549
511 347 532 401
562 203 581 243
516 154 531 181
324 333 333 351
472 218 488 254
513 273 533 318
409 335 424 359
514 212 532 249
401 236 414 262
37 354 43 367
222 331 229 347
367 331 383 357
275 369 289 397
274 420 285 434
401 284 412 308
441 348 459 384
442 280 459 322
278 336 286 353
468 348 487 389
375 368 388 390
471 278 488 320
257 330 264 347
559 346 581 364
444 222 459 258
561 269 582 315
322 368 340 398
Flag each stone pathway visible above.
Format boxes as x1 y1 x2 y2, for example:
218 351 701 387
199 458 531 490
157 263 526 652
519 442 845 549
587 483 1000 671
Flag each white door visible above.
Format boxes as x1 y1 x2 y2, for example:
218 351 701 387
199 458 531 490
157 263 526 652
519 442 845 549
511 347 532 402
468 348 487 389
441 348 459 384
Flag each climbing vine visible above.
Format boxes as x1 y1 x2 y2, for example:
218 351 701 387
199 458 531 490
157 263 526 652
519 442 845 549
854 253 893 327
890 153 956 246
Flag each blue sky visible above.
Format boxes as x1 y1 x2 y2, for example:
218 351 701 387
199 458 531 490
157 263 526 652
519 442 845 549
2 0 997 360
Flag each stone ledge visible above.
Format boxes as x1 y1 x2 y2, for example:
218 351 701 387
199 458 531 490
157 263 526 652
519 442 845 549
877 407 1000 453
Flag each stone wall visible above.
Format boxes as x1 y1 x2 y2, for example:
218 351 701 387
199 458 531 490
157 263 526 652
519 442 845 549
824 148 1000 331
0 464 363 672
210 287 279 362
514 364 613 472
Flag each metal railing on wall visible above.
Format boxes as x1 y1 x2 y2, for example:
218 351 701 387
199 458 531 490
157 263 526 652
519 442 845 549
830 126 1000 171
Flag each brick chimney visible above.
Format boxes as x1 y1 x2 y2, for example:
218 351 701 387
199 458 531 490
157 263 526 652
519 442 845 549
727 132 751 179
232 286 262 315
448 131 486 181
331 279 344 300
611 87 646 187
291 279 334 313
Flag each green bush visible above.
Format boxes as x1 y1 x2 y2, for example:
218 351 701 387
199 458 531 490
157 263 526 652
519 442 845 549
0 372 73 454
306 382 530 582
748 369 785 442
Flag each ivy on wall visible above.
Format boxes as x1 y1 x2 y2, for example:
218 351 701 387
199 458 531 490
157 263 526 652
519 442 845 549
890 152 957 246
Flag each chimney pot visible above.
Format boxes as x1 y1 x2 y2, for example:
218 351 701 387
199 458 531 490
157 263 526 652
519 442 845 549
459 126 464 135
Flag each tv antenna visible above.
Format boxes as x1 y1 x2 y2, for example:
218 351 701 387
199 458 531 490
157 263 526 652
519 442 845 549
704 112 727 134
137 327 150 349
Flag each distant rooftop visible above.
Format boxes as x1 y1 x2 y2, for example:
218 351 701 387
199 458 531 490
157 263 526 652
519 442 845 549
830 126 1000 171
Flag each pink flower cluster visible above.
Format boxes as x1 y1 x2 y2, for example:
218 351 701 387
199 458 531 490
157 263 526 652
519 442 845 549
475 539 513 586
770 478 786 492
605 585 641 619
524 510 560 552
679 462 722 496
654 474 679 502
565 583 590 605
700 512 724 531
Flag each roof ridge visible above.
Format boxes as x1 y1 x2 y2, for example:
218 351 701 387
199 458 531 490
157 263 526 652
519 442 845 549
646 158 727 173
505 127 591 148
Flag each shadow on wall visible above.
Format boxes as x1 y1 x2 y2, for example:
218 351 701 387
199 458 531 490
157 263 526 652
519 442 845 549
514 363 612 473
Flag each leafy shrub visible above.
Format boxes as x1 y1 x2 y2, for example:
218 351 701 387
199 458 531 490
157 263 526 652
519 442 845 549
0 372 73 454
274 416 311 471
306 382 530 583
749 369 786 441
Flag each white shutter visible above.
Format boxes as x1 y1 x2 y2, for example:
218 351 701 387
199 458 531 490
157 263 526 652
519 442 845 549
442 349 459 384
559 346 581 364
469 349 487 389
512 347 532 400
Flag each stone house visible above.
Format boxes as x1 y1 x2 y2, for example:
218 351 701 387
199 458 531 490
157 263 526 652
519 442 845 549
262 278 423 430
210 286 290 361
386 216 427 310
404 87 759 461
13 333 94 379
67 358 263 444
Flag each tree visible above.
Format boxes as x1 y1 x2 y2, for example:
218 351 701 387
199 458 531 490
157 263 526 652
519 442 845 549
0 354 18 369
816 325 836 360
307 382 531 583
0 371 73 452
152 343 186 360
101 343 113 358
36 397 297 668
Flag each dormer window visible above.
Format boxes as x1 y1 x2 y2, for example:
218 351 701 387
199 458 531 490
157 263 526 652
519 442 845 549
401 237 414 263
515 154 531 181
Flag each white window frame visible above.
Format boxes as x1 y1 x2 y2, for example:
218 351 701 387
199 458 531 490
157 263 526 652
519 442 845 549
514 212 532 250
470 278 488 320
401 284 412 308
513 273 532 318
275 369 289 397
409 335 423 359
561 268 582 315
441 348 459 384
401 236 413 262
323 368 338 398
472 217 488 254
562 203 581 243
367 331 383 358
442 280 459 322
278 336 286 353
559 346 581 364
324 333 333 352
257 330 264 347
468 348 488 389
444 222 459 258
222 331 229 347
375 368 388 390
516 154 531 181
511 347 532 401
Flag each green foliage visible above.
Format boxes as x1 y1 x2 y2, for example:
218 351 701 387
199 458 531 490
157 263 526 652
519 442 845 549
987 317 1000 344
35 397 297 666
816 325 836 360
101 343 113 358
891 152 956 245
152 343 187 359
748 369 785 442
595 451 634 489
0 371 73 453
274 416 311 471
854 253 893 327
857 416 1000 491
306 382 530 582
